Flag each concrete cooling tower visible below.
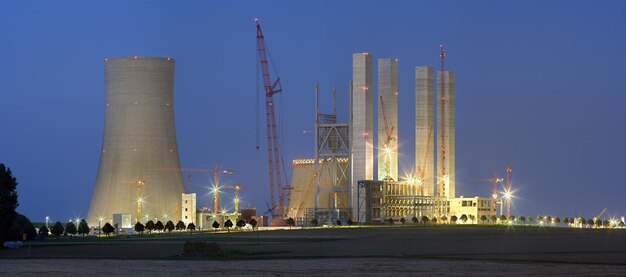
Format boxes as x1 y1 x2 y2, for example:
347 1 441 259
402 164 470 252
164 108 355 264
87 56 185 226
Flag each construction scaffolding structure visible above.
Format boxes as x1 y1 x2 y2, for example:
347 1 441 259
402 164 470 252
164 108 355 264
286 84 351 226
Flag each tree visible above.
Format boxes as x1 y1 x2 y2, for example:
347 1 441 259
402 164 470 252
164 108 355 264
335 219 342 226
285 218 295 229
165 220 175 234
412 216 418 224
508 215 515 223
469 215 475 224
65 221 77 237
450 215 458 224
51 221 64 238
536 216 543 224
212 220 220 232
6 213 36 241
310 218 318 227
526 216 533 224
562 217 569 224
480 215 488 224
490 215 497 224
347 219 354 226
545 216 552 224
421 216 429 225
176 220 186 231
460 214 468 223
387 218 394 225
134 222 145 236
593 219 601 228
499 215 507 223
224 219 234 233
102 222 115 237
619 221 625 228
602 219 610 228
400 217 406 226
250 218 258 230
78 220 90 238
0 164 19 245
440 215 447 224
587 219 594 227
431 217 438 224
187 223 196 234
38 225 49 240
155 221 164 232
237 219 246 229
554 217 561 224
518 216 526 225
145 220 155 233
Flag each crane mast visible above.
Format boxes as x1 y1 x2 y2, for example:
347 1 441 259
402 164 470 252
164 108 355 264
379 96 395 181
256 19 285 222
438 44 447 217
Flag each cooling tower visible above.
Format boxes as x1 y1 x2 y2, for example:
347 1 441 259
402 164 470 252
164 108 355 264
87 56 185 226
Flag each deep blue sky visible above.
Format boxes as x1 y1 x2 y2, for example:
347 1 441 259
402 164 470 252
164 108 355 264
1 1 625 223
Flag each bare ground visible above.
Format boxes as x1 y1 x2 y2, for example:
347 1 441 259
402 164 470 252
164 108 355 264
2 225 626 275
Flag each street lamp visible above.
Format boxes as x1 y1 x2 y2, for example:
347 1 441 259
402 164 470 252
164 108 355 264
45 216 49 229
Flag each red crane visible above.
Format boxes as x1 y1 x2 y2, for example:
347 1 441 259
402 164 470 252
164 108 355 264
256 18 285 223
438 43 447 217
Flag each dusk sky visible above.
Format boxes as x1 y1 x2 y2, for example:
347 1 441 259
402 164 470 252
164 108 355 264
1 1 625 223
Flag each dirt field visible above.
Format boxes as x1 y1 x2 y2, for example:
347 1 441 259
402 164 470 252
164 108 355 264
1 225 626 275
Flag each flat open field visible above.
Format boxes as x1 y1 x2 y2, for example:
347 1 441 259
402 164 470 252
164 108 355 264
2 225 626 275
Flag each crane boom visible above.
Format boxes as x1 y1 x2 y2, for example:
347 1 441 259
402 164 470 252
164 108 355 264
256 19 285 222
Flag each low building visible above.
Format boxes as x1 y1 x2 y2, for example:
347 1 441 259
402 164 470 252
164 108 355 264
448 196 497 224
181 193 197 226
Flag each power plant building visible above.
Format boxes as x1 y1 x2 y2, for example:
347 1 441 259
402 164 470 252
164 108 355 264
377 58 398 181
437 70 456 199
415 66 435 196
350 53 374 221
86 56 185 226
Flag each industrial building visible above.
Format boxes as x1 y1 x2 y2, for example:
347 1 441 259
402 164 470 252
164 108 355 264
86 56 185 227
437 70 456 200
350 53 374 222
284 50 481 225
181 193 197 226
415 66 435 197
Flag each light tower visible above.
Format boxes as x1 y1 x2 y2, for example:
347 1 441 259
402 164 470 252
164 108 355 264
505 164 512 217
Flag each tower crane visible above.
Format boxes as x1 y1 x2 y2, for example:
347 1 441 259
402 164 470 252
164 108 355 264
160 167 234 214
222 183 242 216
478 174 503 216
256 18 287 223
379 95 396 181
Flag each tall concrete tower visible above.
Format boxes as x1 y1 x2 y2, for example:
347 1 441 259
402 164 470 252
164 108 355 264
437 70 455 199
377 58 398 181
415 66 434 196
87 56 185 226
351 52 373 221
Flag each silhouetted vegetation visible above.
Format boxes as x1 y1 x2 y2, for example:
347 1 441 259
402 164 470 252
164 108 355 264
102 222 115 237
0 164 19 246
78 220 90 238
